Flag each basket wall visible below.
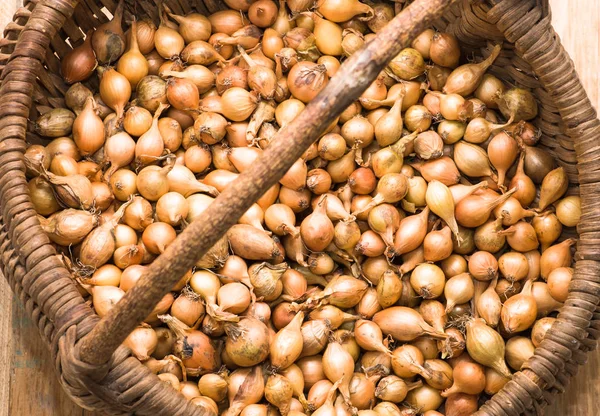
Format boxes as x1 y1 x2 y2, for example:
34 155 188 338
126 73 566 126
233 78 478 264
0 0 599 415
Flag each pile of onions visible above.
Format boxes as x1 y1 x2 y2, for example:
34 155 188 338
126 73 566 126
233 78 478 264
28 0 578 414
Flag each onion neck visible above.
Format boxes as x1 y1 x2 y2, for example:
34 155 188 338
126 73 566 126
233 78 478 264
109 0 125 32
477 44 502 71
390 130 418 155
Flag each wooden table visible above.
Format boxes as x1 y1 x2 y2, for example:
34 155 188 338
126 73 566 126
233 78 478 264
0 1 599 415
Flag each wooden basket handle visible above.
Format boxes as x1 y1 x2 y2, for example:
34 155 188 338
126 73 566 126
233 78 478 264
77 0 461 365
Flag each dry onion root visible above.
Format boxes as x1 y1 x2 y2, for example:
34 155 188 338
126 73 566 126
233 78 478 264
29 2 576 414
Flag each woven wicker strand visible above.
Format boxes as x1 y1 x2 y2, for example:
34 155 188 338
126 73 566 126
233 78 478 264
1 0 599 415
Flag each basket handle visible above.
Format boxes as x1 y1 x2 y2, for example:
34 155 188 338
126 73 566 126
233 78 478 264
77 0 461 366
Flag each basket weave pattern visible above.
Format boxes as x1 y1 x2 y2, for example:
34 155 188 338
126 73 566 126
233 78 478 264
0 0 599 415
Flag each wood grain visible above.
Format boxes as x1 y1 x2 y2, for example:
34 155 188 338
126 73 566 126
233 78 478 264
0 0 598 414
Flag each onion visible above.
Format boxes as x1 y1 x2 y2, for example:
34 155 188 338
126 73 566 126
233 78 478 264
411 156 461 186
538 166 569 211
532 281 562 318
25 145 51 177
219 87 259 121
300 197 334 252
387 48 425 81
444 272 474 313
368 203 401 247
167 164 218 197
430 32 460 68
392 207 429 256
474 74 505 109
279 187 311 213
547 266 573 302
500 279 537 333
304 274 368 309
155 192 188 226
476 277 502 327
443 45 501 96
223 367 264 416
374 307 446 342
494 196 536 227
137 163 173 201
137 75 168 113
34 108 76 138
455 188 516 228
487 131 518 188
307 169 333 195
62 30 97 84
444 393 478 416
134 103 167 166
498 252 529 282
404 105 432 133
342 115 375 148
217 24 262 49
532 317 556 348
91 0 125 63
468 251 498 281
427 65 451 92
411 29 434 59
142 222 177 254
354 319 391 355
323 339 355 403
50 155 78 176
123 106 152 137
108 169 136 202
317 0 373 22
309 305 358 330
225 317 270 367
374 97 404 147
43 169 93 210
496 87 538 122
505 336 535 371
405 385 443 413
555 195 581 227
497 220 539 252
123 324 158 361
473 217 505 253
265 374 295 415
217 63 249 94
92 286 125 318
288 62 329 103
155 8 185 58
99 67 131 120
439 257 465 281
39 209 97 246
327 148 357 183
194 112 228 145
73 97 104 156
353 173 409 217
465 318 511 378
270 312 304 370
425 180 461 242
117 20 149 88
540 238 576 279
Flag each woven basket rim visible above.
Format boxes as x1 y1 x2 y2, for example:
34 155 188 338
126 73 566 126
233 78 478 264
1 0 599 415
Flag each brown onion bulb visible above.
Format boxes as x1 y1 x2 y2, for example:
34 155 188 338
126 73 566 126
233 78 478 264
92 0 126 64
62 30 97 84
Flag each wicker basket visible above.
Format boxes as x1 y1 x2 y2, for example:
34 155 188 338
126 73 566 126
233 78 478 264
1 0 599 414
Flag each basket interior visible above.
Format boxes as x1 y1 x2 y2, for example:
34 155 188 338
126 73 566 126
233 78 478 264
0 0 598 415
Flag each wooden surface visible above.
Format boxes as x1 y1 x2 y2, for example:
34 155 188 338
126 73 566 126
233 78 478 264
0 0 598 415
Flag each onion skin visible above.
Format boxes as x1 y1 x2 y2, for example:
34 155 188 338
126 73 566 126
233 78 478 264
225 317 271 367
373 307 447 342
228 224 281 260
62 31 97 84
